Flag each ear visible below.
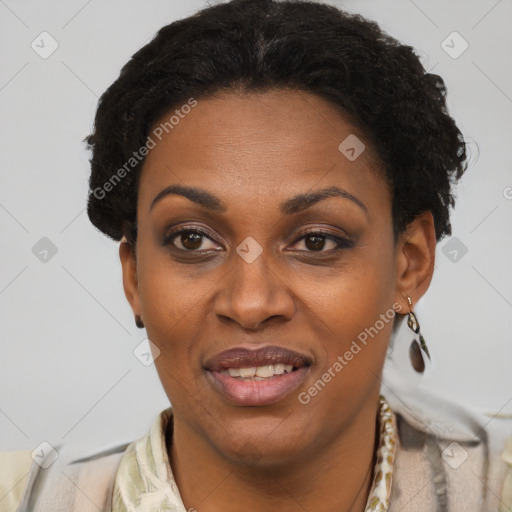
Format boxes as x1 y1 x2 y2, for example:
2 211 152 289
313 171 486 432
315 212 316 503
394 211 436 311
119 236 142 319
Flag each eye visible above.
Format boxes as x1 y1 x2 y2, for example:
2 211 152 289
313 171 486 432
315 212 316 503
164 227 221 252
290 230 353 252
163 226 353 254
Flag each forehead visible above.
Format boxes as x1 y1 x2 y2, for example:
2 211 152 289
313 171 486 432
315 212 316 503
137 89 389 212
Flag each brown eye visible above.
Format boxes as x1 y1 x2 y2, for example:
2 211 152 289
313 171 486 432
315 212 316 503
292 231 353 253
304 234 329 251
179 232 203 250
164 228 220 252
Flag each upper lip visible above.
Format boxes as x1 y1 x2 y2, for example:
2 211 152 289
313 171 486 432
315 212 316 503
204 345 312 371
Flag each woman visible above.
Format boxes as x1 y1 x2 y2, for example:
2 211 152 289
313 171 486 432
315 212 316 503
3 0 511 510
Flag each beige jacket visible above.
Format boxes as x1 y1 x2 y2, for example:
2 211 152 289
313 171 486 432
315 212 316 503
2 397 511 512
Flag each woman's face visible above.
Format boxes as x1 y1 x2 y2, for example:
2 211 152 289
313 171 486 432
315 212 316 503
121 89 433 465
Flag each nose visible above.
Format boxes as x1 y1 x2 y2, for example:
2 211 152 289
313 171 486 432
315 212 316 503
213 248 295 330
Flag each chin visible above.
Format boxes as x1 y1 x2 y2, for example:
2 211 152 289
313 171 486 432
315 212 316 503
222 437 305 469
207 414 310 468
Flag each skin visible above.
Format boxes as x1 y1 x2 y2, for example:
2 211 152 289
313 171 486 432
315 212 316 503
120 89 436 512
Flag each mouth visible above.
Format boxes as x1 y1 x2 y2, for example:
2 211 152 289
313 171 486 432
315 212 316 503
204 345 312 406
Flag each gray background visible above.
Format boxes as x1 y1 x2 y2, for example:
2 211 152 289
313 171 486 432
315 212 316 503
1 0 511 454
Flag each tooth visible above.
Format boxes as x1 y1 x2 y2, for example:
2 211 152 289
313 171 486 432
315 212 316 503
239 367 257 377
273 363 285 375
256 364 274 378
226 364 294 379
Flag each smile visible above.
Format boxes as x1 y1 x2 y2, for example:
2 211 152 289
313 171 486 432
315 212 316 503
204 345 312 406
222 363 294 380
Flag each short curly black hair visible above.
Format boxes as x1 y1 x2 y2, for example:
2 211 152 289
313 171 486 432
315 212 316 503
85 0 467 245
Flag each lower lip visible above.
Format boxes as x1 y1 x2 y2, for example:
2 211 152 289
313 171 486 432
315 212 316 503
207 367 310 406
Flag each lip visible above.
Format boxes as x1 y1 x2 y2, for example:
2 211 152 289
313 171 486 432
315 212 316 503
204 345 312 406
204 345 312 371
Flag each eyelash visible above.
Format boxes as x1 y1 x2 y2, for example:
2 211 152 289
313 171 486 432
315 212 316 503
163 226 353 254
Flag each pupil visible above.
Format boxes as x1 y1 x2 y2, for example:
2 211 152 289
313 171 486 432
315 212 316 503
182 232 202 250
305 235 325 251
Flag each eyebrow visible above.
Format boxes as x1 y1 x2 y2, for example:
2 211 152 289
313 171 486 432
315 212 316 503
149 184 368 216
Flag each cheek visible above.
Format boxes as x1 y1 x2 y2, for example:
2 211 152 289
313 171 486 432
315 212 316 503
305 248 397 383
297 269 396 423
309 254 396 341
137 256 205 360
138 262 207 406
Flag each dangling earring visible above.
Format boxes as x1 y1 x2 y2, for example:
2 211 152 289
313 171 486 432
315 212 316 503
406 296 431 373
135 315 145 329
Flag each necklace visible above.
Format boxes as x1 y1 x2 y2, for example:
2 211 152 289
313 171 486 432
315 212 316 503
362 396 397 511
112 395 397 512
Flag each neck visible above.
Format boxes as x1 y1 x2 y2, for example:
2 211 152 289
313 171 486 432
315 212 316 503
167 400 380 512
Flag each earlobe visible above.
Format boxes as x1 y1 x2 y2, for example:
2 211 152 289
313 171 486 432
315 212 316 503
119 236 142 320
394 211 436 308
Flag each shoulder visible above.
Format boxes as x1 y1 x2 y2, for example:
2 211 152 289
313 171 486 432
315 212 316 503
3 409 172 512
0 450 33 512
2 442 129 512
387 389 512 512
